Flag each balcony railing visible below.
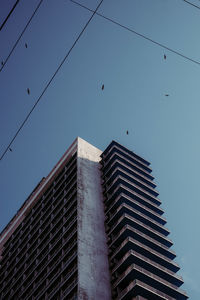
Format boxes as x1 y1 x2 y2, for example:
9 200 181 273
102 147 152 174
117 279 177 300
102 143 151 169
1 183 76 267
105 175 161 206
103 166 158 197
102 159 156 189
62 279 78 298
112 250 183 285
107 203 169 236
1 222 77 297
48 267 77 300
0 201 77 287
24 252 77 300
102 152 153 181
18 238 77 299
107 214 173 248
109 224 175 258
113 263 187 298
105 184 163 215
110 235 179 272
105 193 166 225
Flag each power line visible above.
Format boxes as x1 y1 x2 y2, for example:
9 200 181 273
182 0 200 9
0 0 20 31
0 0 44 72
70 0 200 67
0 0 104 161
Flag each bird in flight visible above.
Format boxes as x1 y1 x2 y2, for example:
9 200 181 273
1 61 3 66
101 84 104 90
164 54 166 60
25 43 28 48
9 147 12 152
126 130 129 135
27 88 30 95
165 94 169 97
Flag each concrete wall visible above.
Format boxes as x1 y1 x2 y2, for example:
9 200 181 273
77 137 111 300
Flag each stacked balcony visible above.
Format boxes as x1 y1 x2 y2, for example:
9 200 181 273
101 141 188 300
0 153 78 300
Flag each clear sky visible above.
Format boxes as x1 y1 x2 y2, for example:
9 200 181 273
0 0 199 298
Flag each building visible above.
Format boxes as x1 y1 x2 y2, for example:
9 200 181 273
0 137 188 300
101 141 188 300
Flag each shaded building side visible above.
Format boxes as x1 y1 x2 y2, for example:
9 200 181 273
100 141 188 300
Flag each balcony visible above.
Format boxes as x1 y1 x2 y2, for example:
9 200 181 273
102 145 152 173
107 214 173 248
101 152 154 181
103 167 158 197
34 253 77 300
101 142 151 168
112 250 183 287
104 175 161 207
48 266 77 300
107 203 169 236
19 240 77 299
1 221 77 297
105 193 166 225
62 280 78 299
0 185 77 270
105 184 164 215
110 236 179 273
0 200 77 288
113 264 188 299
102 159 156 189
116 279 177 300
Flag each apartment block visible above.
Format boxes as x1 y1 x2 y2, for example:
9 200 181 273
0 137 188 300
100 141 188 300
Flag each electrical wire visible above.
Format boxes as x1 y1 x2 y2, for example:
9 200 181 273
70 0 200 67
0 0 44 72
0 0 104 161
182 0 200 9
0 0 20 31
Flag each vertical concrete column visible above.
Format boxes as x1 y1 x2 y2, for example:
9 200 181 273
77 137 111 300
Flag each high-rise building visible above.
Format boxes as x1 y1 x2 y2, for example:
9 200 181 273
0 137 188 300
101 141 188 300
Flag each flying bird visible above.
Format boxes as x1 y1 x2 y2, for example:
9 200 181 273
164 54 166 60
126 130 129 135
9 147 12 152
1 61 3 66
25 43 28 48
101 84 104 90
165 94 169 97
27 88 30 95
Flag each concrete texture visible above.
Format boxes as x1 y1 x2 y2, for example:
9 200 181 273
77 137 111 300
0 137 112 299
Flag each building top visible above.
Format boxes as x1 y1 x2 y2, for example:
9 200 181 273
101 140 151 167
0 137 102 254
0 138 152 255
0 137 79 253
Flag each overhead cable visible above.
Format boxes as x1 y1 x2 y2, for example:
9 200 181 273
0 0 104 161
70 0 200 67
0 0 20 31
0 0 44 72
182 0 200 9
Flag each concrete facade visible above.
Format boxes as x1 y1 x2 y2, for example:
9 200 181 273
0 137 187 300
0 137 111 300
77 137 111 300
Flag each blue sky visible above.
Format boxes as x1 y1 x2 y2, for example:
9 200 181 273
0 0 200 298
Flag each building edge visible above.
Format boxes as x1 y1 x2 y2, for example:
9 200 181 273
77 137 112 300
0 137 78 257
